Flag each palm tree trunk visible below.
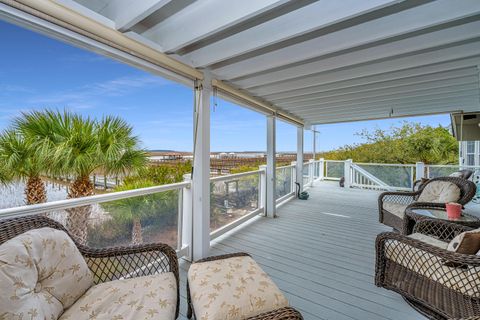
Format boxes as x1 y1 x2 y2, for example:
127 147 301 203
25 176 47 205
66 175 94 244
132 217 143 245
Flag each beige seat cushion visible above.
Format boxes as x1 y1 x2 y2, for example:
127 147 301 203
60 272 177 320
408 233 449 249
385 236 480 297
188 256 289 320
382 202 408 218
0 227 93 320
417 181 461 203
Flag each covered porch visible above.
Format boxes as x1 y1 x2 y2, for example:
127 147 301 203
1 1 480 319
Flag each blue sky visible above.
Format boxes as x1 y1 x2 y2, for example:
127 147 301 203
0 19 451 152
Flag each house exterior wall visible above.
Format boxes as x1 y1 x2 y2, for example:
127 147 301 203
459 141 480 166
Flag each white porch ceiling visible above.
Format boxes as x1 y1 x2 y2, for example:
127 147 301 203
63 0 480 125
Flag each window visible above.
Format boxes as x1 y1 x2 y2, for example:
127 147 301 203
466 141 475 166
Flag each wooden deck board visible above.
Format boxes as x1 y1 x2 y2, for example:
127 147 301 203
178 181 426 320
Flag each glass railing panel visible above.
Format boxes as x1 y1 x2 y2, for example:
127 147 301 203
325 161 344 179
210 171 260 233
356 163 414 189
276 166 293 199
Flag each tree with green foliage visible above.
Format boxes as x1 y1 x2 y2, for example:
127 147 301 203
0 130 47 204
16 110 147 243
320 123 458 164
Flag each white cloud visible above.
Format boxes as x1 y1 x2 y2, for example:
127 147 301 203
27 75 169 107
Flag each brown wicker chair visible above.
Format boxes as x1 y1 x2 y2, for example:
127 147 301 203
412 170 474 191
378 176 476 232
187 252 303 320
375 220 480 320
0 215 180 319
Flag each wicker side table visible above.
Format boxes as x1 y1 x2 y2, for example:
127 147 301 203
403 207 480 235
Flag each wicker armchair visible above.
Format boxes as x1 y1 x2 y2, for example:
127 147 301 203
378 176 476 232
412 170 474 191
0 215 180 319
375 220 480 320
187 253 303 320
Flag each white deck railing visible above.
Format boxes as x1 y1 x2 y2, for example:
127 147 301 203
0 163 312 260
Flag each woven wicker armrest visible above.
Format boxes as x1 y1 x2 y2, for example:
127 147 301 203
247 307 303 320
379 190 419 205
413 220 473 241
80 243 179 285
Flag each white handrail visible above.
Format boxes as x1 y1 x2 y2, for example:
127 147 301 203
350 163 390 188
210 169 263 182
0 181 190 219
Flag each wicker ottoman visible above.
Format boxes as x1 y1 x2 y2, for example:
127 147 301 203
187 252 303 320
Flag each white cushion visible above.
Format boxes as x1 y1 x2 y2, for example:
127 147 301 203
60 272 177 320
0 227 93 320
417 181 461 203
382 202 408 218
408 233 449 249
385 237 480 297
188 256 289 320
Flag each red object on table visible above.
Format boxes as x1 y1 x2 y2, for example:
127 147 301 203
446 202 462 220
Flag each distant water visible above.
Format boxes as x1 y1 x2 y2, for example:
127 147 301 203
0 181 68 209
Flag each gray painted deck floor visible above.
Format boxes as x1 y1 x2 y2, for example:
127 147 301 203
177 181 427 320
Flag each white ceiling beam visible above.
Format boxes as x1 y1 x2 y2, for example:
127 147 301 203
213 0 480 79
184 0 400 67
233 22 480 88
292 91 479 115
276 77 479 107
114 0 172 32
305 100 480 123
246 44 480 96
299 100 479 124
141 0 289 53
265 67 478 101
307 103 480 124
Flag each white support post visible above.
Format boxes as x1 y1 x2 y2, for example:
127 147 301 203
308 159 314 186
266 116 276 218
319 158 325 180
344 159 352 188
296 127 304 192
181 174 193 260
416 162 426 180
192 79 211 261
258 165 267 213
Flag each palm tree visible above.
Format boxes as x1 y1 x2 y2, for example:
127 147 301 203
105 180 157 245
0 130 47 204
18 110 147 243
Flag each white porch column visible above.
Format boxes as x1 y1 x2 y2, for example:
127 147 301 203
416 162 425 180
296 126 304 192
266 115 276 218
192 79 211 261
258 164 267 213
344 159 352 188
319 158 325 180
